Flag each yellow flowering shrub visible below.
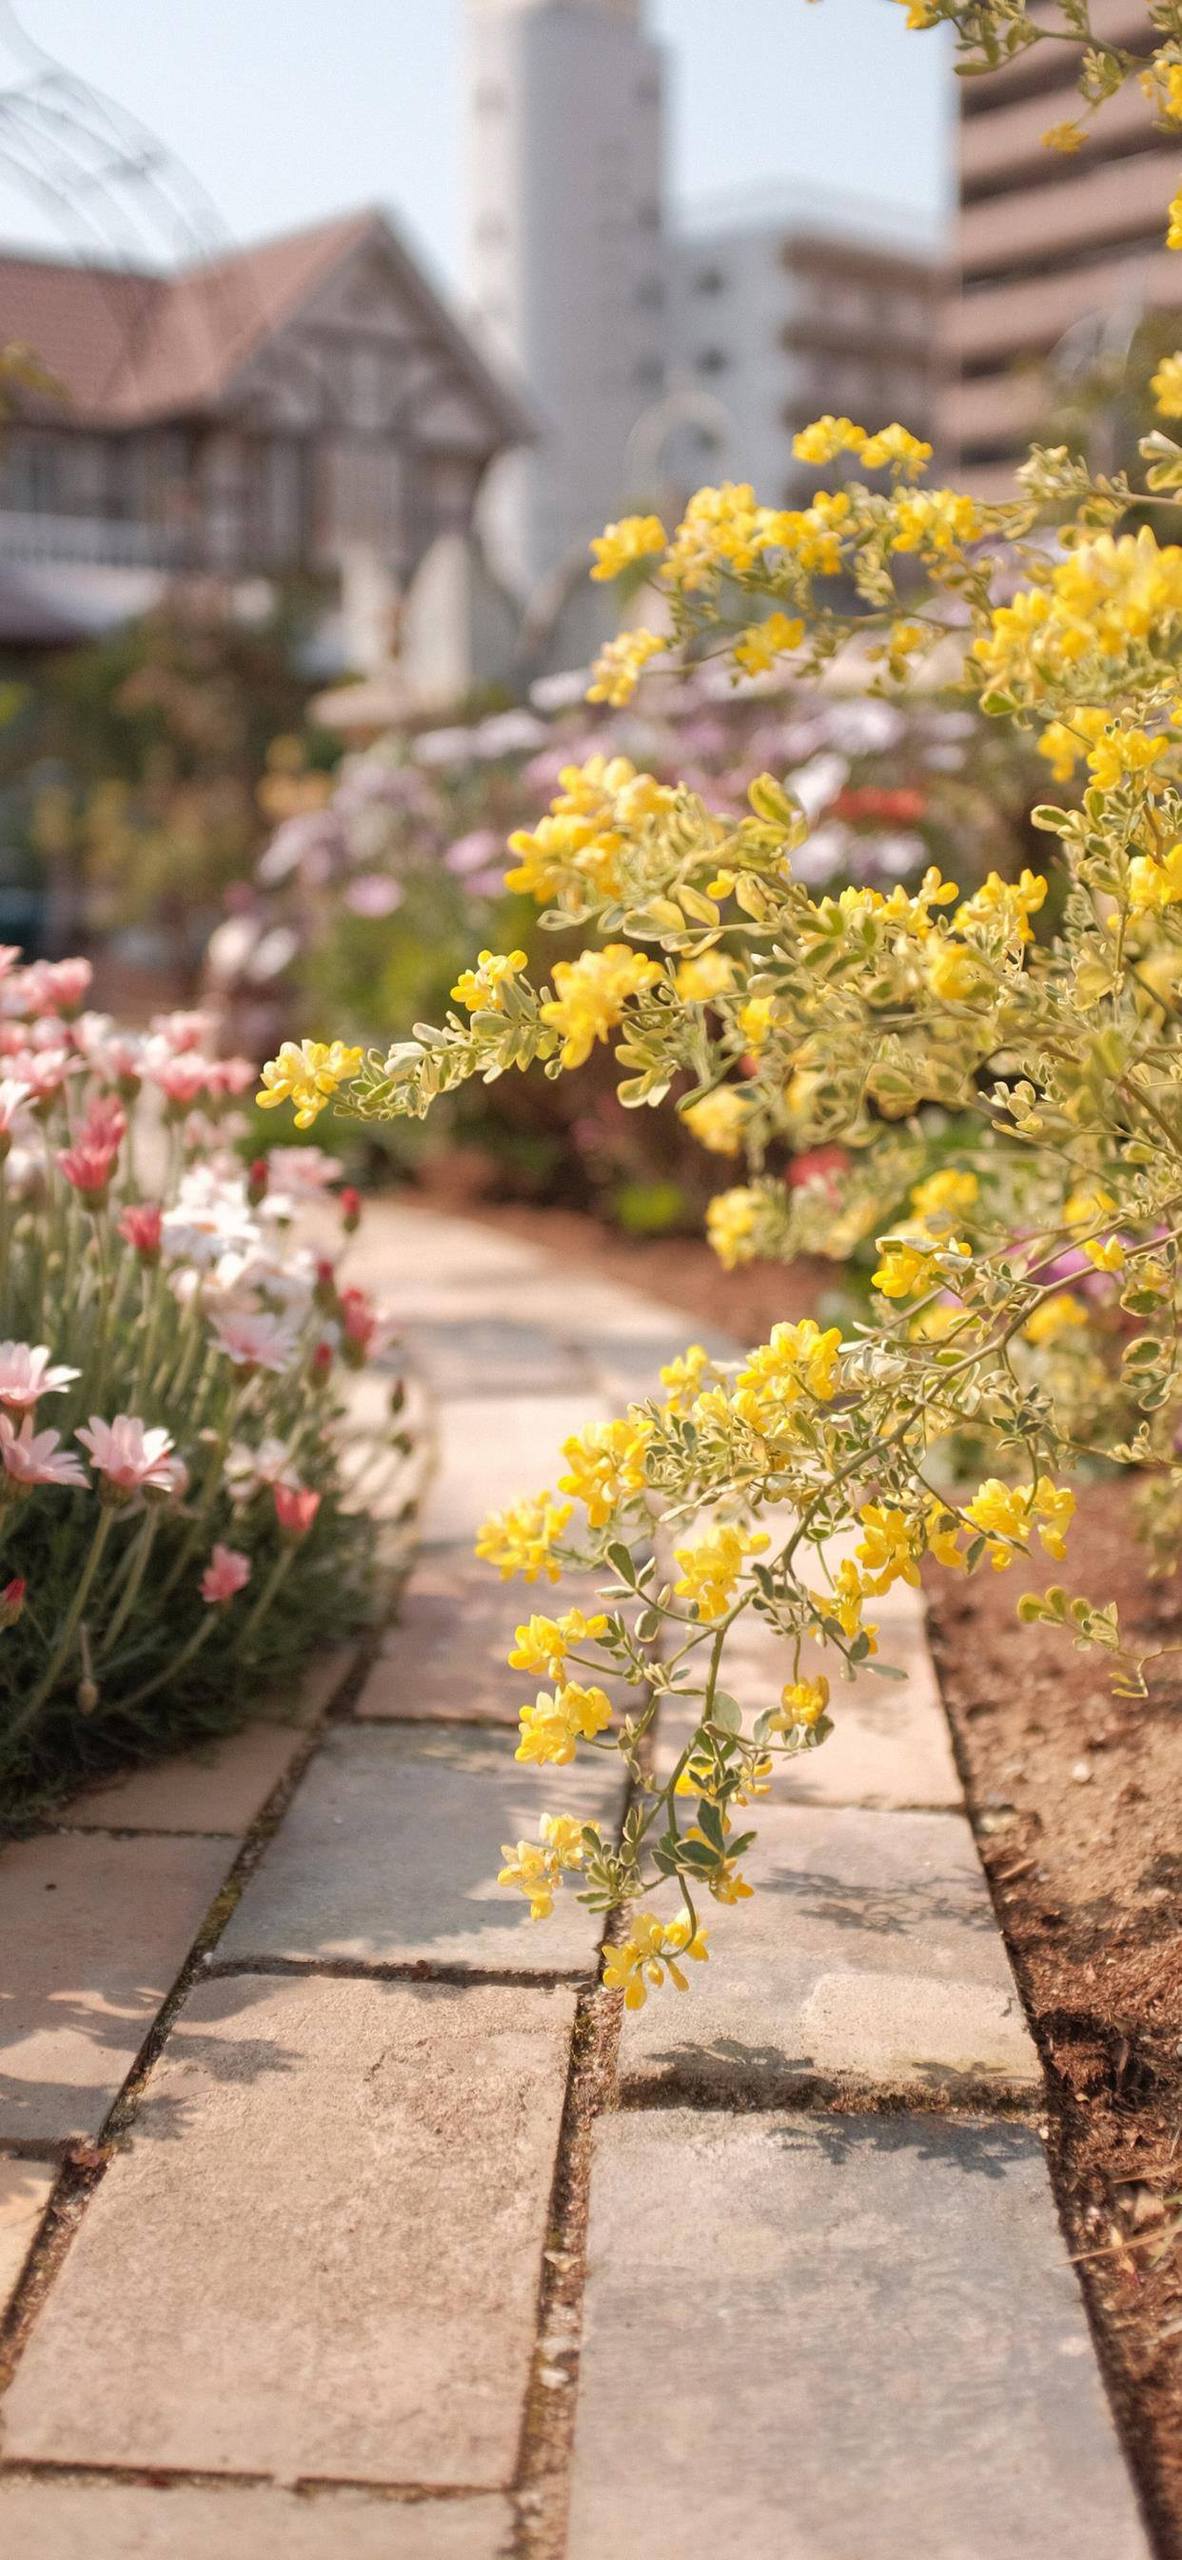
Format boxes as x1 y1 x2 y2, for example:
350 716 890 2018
261 3 1182 1994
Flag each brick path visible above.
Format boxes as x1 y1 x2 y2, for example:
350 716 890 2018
0 1204 1153 2557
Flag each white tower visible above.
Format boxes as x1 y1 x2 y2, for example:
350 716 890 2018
464 0 666 641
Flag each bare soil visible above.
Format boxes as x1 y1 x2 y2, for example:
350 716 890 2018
472 1203 1182 2558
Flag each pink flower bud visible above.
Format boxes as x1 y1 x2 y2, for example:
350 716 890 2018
273 1483 321 1541
117 1201 163 1261
200 1544 252 1606
340 1185 362 1234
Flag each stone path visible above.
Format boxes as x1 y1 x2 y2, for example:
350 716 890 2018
0 1203 1154 2558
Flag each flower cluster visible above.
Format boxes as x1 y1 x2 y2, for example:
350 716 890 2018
254 0 1182 1990
0 962 413 1809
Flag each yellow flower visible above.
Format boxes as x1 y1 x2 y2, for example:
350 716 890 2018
559 1413 652 1526
925 1504 967 1571
508 1607 609 1681
589 513 666 582
602 1910 709 2008
733 1319 843 1436
1063 1183 1116 1229
732 611 805 675
890 489 982 555
516 1681 613 1766
673 1523 770 1621
1084 1234 1125 1274
660 1343 712 1410
809 1558 875 1643
498 1811 589 1918
856 1502 923 1592
911 1167 979 1229
955 868 1048 947
1169 189 1182 251
926 941 988 1003
450 948 528 1013
540 944 662 1068
675 950 734 1003
792 415 867 466
737 994 774 1052
1127 842 1182 910
773 1674 830 1732
256 1038 364 1131
1085 726 1167 793
683 1086 750 1157
475 1492 572 1583
873 1233 969 1298
1042 120 1084 153
707 1185 762 1269
858 423 933 479
1152 352 1182 418
1024 1292 1088 1345
586 627 666 706
965 1477 1075 1568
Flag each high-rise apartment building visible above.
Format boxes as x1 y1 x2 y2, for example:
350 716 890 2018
941 0 1181 497
464 0 666 630
668 194 944 507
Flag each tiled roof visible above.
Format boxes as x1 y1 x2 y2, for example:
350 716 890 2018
0 207 530 439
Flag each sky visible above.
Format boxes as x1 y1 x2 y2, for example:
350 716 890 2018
0 0 951 294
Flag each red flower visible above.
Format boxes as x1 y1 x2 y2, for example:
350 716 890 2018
0 1574 25 1627
58 1138 117 1201
273 1482 321 1540
247 1157 270 1205
340 1185 362 1234
118 1201 163 1260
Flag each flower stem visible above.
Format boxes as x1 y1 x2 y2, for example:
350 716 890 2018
9 1506 115 1748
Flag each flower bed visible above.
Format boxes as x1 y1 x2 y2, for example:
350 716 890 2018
0 953 411 1819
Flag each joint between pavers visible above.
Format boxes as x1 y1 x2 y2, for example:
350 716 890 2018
204 1953 600 1991
614 2069 1048 2123
0 2458 511 2504
509 1985 624 2560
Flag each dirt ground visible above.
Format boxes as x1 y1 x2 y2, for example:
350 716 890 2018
473 1203 1182 2558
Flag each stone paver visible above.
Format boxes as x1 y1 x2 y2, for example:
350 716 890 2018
403 1313 592 1397
59 1716 311 1836
0 2480 513 2558
419 1392 606 1544
0 1832 232 2143
618 1804 1038 2101
3 1974 574 2487
0 2158 55 2311
657 1613 960 1810
568 2111 1150 2560
355 1550 631 1724
220 1724 622 1973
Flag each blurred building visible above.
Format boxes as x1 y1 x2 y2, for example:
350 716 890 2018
667 192 945 505
464 0 666 648
940 0 1177 497
0 206 531 666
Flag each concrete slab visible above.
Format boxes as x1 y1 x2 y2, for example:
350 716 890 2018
403 1315 592 1398
567 2111 1149 2560
419 1393 608 1545
355 1551 633 1726
617 1804 1039 2101
219 1725 622 1974
0 1831 233 2143
0 2156 55 2311
59 1717 310 1836
0 2480 513 2558
656 1614 961 1810
2 1975 575 2489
